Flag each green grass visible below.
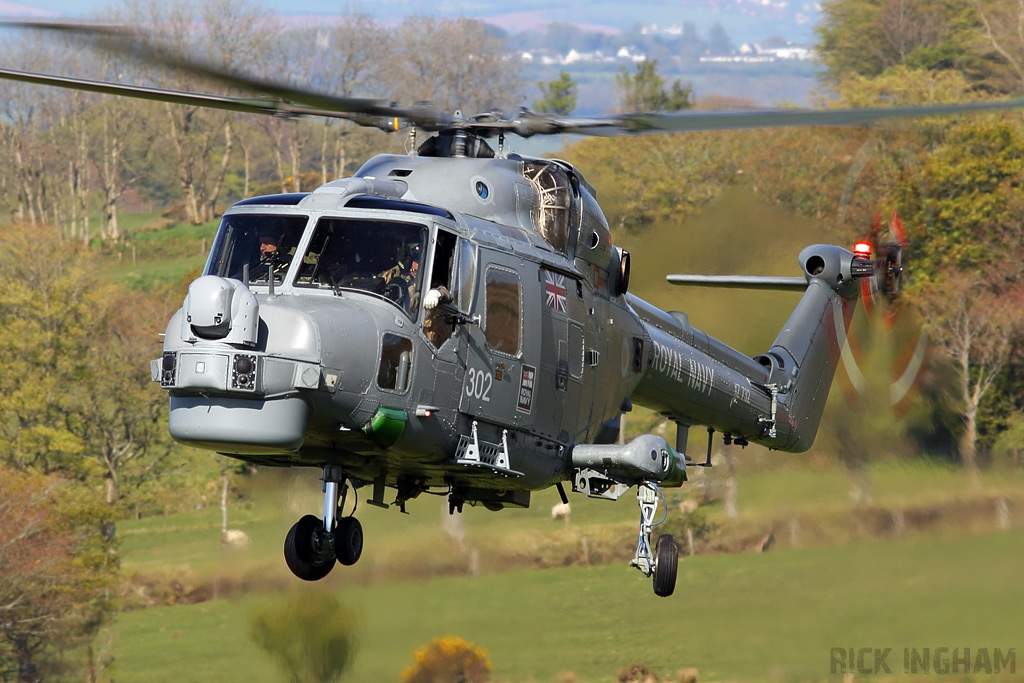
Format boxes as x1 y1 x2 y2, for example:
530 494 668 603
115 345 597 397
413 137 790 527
98 217 218 289
117 461 1024 580
105 461 1024 682
109 528 1024 682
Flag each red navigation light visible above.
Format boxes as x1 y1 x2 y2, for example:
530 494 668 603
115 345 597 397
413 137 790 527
854 241 872 257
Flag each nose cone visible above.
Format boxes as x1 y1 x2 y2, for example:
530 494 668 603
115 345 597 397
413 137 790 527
170 395 309 454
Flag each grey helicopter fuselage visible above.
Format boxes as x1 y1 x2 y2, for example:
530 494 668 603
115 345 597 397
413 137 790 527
155 141 863 514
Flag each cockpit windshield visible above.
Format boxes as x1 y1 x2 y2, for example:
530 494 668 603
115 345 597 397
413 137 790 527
205 214 309 284
295 217 428 319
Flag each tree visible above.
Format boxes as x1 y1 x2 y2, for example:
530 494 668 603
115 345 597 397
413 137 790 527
385 18 523 115
614 60 692 112
0 221 177 504
117 0 273 224
993 412 1024 467
534 72 578 115
917 275 1024 489
79 286 178 505
249 591 360 683
0 31 77 227
973 0 1024 94
0 466 118 683
94 52 155 242
815 0 1021 94
275 12 388 184
707 22 735 55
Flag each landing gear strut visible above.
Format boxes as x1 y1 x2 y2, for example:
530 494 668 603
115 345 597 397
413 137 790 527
629 482 678 597
283 466 363 581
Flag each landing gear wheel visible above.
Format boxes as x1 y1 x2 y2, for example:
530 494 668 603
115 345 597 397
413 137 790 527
284 514 335 581
334 516 363 566
652 534 679 598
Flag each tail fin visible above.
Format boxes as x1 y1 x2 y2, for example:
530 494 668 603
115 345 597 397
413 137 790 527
757 245 864 451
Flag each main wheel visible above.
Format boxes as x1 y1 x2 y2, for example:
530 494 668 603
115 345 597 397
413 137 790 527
334 516 363 566
652 534 679 597
284 514 335 581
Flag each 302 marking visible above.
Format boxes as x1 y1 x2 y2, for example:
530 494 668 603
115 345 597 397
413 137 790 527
465 367 492 402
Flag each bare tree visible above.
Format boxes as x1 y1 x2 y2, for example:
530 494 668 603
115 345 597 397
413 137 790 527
0 32 72 226
117 0 272 224
973 0 1024 94
385 18 523 115
876 0 948 66
918 274 1024 490
269 13 388 187
94 52 155 241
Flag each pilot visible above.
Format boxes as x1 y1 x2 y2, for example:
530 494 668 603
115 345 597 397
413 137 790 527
257 231 293 279
379 240 423 310
258 233 280 259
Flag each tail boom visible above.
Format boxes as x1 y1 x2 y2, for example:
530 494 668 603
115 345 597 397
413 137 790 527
632 244 865 452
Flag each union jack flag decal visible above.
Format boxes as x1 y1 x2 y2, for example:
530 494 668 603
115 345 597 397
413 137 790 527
544 269 567 312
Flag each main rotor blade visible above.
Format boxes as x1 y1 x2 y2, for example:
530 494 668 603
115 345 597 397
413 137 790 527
0 68 407 130
5 19 1024 139
0 19 454 130
515 98 1024 137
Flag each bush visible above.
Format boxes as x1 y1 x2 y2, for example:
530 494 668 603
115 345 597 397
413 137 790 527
618 661 660 682
401 636 492 683
248 590 360 683
660 506 717 547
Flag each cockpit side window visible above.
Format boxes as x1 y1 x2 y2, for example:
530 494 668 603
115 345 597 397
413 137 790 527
206 214 309 283
295 217 427 320
377 333 413 392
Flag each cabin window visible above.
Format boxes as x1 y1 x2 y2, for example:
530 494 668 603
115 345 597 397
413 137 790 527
377 333 413 392
206 214 309 284
295 217 427 320
484 266 521 356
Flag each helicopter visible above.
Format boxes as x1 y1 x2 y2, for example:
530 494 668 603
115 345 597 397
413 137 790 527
4 21 1023 597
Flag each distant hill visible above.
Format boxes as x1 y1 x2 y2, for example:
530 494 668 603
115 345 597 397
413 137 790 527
15 0 820 45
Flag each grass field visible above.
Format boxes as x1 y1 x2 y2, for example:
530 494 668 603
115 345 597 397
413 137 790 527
109 528 1024 682
99 217 217 290
105 462 1024 682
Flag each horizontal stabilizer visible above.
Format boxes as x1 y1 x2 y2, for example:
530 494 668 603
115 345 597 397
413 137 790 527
666 274 807 291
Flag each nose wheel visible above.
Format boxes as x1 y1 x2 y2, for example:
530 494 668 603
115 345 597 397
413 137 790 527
283 467 364 581
284 514 336 581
